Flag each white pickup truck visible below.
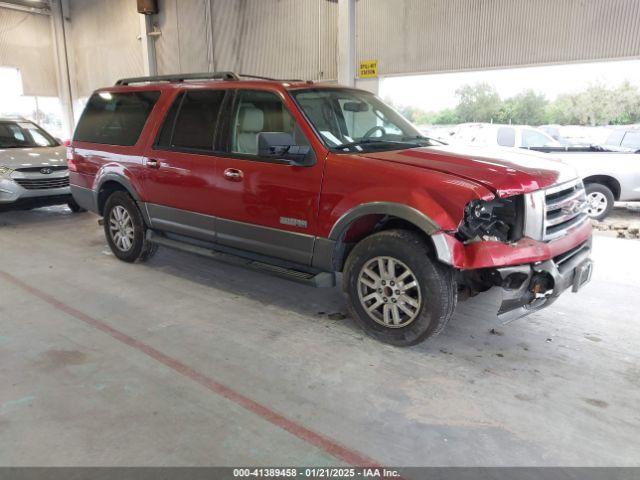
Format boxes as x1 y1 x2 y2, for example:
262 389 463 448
529 146 640 220
447 123 640 220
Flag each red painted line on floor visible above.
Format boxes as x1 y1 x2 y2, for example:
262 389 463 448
0 269 379 467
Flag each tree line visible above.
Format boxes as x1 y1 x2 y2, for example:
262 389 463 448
390 81 640 126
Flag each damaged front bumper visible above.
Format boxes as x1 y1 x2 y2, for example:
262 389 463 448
495 238 593 322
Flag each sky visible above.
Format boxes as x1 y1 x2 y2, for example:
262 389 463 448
380 59 640 112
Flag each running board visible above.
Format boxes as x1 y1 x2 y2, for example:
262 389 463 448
146 230 335 288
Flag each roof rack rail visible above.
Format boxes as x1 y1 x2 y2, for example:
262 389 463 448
238 73 305 83
115 71 239 86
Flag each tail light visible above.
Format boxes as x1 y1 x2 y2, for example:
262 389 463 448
66 146 78 172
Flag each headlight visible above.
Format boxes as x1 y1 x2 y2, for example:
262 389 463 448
0 166 13 177
457 196 523 243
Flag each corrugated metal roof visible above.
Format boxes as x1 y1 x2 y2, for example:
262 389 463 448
356 0 640 77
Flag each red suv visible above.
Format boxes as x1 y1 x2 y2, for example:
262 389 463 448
69 72 593 346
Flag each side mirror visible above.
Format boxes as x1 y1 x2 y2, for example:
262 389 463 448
257 132 315 166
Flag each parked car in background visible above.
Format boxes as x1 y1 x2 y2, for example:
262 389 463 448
69 73 593 346
447 123 561 149
417 125 454 144
538 125 578 146
603 126 640 152
448 122 640 220
539 125 613 147
0 117 82 212
528 147 640 220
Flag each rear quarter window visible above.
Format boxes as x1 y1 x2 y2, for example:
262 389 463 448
74 91 160 146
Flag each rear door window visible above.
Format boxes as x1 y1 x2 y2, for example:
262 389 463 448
155 89 226 151
74 91 160 146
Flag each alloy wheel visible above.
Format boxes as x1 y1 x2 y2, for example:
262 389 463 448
357 256 422 328
586 191 608 217
109 205 135 252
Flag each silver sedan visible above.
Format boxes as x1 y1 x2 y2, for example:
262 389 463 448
0 117 82 212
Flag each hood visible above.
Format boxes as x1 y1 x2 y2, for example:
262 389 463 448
361 144 578 197
0 146 67 169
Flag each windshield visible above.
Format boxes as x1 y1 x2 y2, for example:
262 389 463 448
0 121 58 148
290 88 441 152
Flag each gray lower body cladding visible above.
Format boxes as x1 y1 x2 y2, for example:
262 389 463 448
72 183 335 271
144 203 317 266
70 185 98 213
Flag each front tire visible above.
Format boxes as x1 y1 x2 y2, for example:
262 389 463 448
103 191 157 263
585 183 614 221
343 229 457 346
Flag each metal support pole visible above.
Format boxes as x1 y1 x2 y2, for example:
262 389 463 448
337 0 355 87
204 0 215 72
139 14 158 76
49 0 74 138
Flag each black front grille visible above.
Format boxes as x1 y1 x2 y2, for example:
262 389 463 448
14 177 70 190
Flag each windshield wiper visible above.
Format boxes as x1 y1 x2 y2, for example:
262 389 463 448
335 139 421 151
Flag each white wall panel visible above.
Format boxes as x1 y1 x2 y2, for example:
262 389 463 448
211 0 337 81
155 0 210 74
356 0 640 77
67 0 144 98
0 7 56 96
155 0 338 81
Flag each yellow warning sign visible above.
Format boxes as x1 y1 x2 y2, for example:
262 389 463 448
359 60 378 78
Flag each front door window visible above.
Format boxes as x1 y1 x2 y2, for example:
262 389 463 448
230 90 308 156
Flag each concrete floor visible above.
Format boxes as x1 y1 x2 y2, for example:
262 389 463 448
1 206 639 467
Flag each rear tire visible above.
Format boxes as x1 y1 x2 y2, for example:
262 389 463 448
103 191 157 263
343 229 457 347
585 183 614 221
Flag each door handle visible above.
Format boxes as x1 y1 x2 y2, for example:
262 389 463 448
146 158 160 169
223 168 243 181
